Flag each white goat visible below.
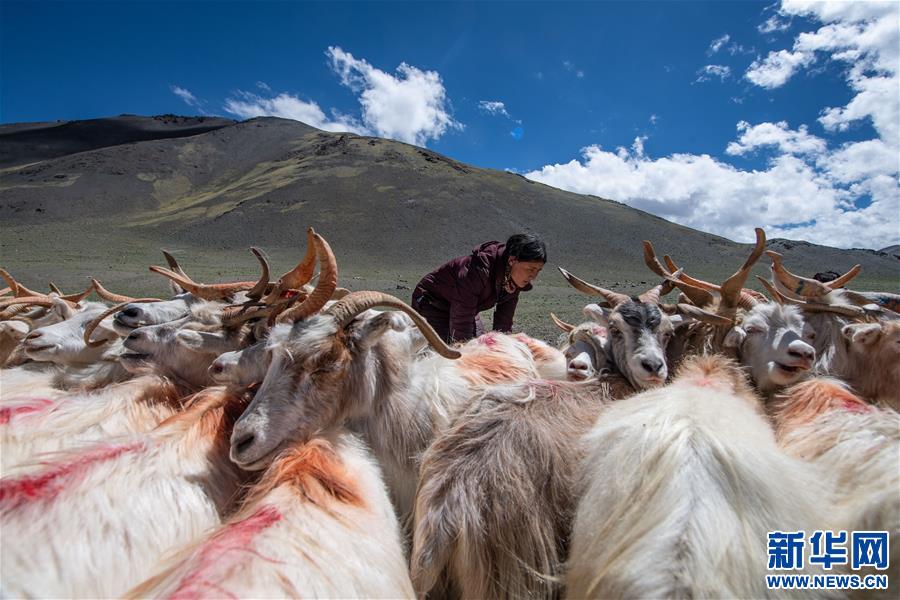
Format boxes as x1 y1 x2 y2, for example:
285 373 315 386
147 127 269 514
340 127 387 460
0 387 251 598
567 354 833 598
127 430 414 599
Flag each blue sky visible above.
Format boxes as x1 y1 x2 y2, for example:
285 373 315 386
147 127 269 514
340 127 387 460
2 0 898 249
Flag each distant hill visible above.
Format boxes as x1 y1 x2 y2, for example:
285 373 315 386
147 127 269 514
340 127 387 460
1 115 896 323
880 244 900 258
0 114 235 169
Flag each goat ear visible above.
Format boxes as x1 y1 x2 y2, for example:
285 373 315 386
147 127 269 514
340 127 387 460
668 314 691 329
347 312 394 352
51 297 75 320
842 323 882 346
179 330 235 355
582 303 609 325
723 326 746 349
0 320 30 339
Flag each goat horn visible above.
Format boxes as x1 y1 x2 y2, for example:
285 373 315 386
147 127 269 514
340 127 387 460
841 290 900 314
757 276 789 304
550 312 576 332
674 303 734 326
148 266 260 301
264 227 318 304
277 232 338 323
0 294 75 310
767 251 861 298
0 269 42 298
91 278 156 303
648 251 715 307
326 291 461 359
718 228 765 315
162 250 191 279
757 276 866 319
49 282 63 295
83 299 158 348
59 282 95 304
245 247 271 301
558 267 625 307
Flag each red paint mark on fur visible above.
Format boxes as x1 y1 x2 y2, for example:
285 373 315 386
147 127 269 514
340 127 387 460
591 326 607 337
841 398 872 413
166 505 283 600
694 377 716 387
477 332 499 346
0 398 55 424
0 441 145 508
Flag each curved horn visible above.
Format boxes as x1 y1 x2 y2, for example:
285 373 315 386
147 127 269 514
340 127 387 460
558 267 627 307
674 303 734 327
245 247 271 301
83 299 159 348
550 312 576 333
162 250 190 279
263 227 318 304
49 282 63 295
0 269 42 298
91 278 158 303
650 251 715 307
718 228 766 314
59 282 95 304
767 251 861 298
148 266 259 301
0 294 77 311
326 291 461 359
276 233 338 323
841 290 900 314
757 276 866 319
0 286 10 297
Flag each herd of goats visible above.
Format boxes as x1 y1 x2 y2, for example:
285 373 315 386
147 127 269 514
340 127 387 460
0 226 898 599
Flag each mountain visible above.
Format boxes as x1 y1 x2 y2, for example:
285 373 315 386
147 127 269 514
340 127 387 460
0 114 235 169
1 115 896 338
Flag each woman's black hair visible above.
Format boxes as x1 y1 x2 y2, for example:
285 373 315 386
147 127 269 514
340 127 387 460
504 233 547 263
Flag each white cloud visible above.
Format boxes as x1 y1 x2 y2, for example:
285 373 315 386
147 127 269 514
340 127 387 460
745 49 814 88
171 85 201 107
726 120 827 156
524 142 897 249
524 0 900 250
563 60 585 78
223 91 365 134
650 114 660 125
326 46 461 146
478 100 511 118
695 64 732 83
256 81 272 92
758 14 791 34
709 34 730 55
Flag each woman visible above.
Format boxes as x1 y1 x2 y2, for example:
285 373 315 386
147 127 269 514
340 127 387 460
411 233 546 343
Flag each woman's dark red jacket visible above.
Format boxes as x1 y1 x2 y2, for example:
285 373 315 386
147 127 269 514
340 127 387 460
411 241 532 342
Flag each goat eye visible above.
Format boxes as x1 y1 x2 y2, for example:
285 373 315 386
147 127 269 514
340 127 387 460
745 326 763 335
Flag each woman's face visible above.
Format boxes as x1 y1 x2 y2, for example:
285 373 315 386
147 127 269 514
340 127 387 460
508 258 544 289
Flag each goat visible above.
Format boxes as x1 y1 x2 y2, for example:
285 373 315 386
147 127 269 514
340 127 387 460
230 251 553 528
411 377 626 599
0 375 185 474
839 321 900 410
127 430 414 599
551 304 612 381
566 354 833 598
0 387 251 598
771 378 899 592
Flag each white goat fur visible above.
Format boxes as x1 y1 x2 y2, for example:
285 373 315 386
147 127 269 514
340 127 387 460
773 378 899 593
1 375 183 474
128 430 414 599
231 317 548 523
0 387 249 598
567 355 832 599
